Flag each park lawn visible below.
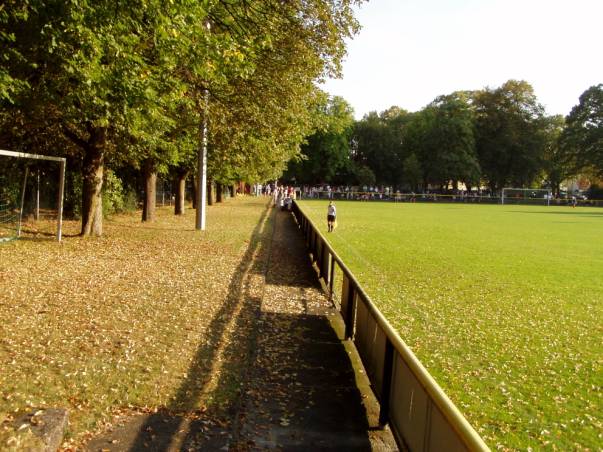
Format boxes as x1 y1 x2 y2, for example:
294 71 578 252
0 197 273 448
298 200 602 450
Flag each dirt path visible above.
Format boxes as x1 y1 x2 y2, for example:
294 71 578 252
230 207 396 451
84 205 396 451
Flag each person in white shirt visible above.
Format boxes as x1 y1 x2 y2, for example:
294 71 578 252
327 201 337 232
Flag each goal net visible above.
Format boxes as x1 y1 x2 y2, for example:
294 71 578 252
501 188 552 206
0 150 66 242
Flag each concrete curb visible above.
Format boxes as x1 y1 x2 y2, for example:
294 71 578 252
12 408 68 452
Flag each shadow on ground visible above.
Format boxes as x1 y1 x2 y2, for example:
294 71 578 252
231 209 396 451
85 206 396 451
85 205 271 451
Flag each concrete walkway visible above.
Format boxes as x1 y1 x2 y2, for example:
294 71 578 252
231 208 396 450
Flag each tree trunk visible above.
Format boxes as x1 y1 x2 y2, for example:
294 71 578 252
81 127 106 236
142 160 157 222
174 169 188 215
216 183 223 203
230 185 236 198
207 179 214 206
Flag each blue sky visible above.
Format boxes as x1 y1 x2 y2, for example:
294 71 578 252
322 0 603 119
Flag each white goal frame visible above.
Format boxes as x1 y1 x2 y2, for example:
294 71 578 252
0 149 66 241
501 187 552 206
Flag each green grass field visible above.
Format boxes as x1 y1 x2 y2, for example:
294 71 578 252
298 200 602 450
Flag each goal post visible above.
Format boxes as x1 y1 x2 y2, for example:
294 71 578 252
501 188 552 206
0 149 66 242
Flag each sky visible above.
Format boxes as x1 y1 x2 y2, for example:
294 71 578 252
321 0 603 119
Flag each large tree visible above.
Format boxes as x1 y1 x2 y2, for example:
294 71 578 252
541 115 571 196
284 95 355 185
561 84 603 177
408 93 480 190
207 1 362 188
474 80 547 191
353 107 411 187
0 1 206 234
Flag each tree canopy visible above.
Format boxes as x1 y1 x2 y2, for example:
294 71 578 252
284 95 355 184
561 84 603 177
473 80 547 191
284 79 601 195
0 0 363 234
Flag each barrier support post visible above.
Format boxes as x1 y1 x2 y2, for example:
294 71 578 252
379 339 394 427
329 258 336 300
345 286 356 339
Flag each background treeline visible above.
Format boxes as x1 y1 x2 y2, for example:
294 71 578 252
285 81 603 197
0 0 362 236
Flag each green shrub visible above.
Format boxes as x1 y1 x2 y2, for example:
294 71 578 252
122 187 138 212
65 171 82 219
102 169 126 217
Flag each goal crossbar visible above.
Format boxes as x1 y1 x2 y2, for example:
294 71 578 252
501 187 552 206
0 149 66 241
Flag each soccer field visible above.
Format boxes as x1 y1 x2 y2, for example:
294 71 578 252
297 200 602 450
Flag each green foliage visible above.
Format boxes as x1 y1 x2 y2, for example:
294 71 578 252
282 80 598 196
0 1 30 103
122 188 138 212
0 159 21 206
474 80 548 190
205 0 363 186
64 168 82 219
354 109 410 187
103 170 126 217
284 95 355 184
351 162 376 186
402 93 480 189
1 0 363 232
561 84 603 177
401 153 422 190
541 115 571 195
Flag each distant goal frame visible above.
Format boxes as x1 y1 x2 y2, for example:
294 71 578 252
501 187 552 206
0 149 66 242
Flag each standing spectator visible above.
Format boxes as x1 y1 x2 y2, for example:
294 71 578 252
273 186 279 207
327 201 337 232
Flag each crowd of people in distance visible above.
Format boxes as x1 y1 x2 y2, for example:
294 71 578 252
250 182 588 209
299 185 497 202
251 183 297 211
248 182 587 235
274 185 297 210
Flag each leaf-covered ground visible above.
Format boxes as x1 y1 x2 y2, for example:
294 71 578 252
0 197 274 448
299 200 603 451
80 202 397 451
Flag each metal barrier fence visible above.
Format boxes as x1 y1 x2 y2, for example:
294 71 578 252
300 190 603 207
291 200 490 452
